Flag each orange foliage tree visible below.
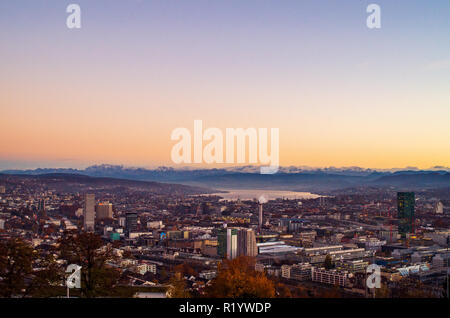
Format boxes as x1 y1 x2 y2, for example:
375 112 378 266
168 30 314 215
206 256 275 298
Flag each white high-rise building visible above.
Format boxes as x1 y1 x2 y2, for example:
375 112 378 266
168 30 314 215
83 193 96 231
258 203 263 233
226 228 238 260
237 228 258 257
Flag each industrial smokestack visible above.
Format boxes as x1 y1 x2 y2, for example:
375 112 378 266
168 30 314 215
258 195 267 233
258 203 263 232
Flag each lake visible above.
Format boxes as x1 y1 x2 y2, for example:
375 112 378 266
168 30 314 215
208 189 321 201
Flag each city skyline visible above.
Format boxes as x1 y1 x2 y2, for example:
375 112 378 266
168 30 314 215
1 1 449 170
1 0 449 305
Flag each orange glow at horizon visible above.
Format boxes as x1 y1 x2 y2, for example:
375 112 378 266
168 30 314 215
1 1 449 170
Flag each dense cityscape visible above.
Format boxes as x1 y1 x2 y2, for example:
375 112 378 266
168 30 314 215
0 172 448 298
1 2 449 312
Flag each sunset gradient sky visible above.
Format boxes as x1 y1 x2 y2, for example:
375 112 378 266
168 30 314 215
1 1 449 170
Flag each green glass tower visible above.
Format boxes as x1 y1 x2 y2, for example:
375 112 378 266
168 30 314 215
217 228 227 258
397 192 415 238
217 228 238 259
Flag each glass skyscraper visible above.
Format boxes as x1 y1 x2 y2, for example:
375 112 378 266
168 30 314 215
397 192 415 238
218 227 257 259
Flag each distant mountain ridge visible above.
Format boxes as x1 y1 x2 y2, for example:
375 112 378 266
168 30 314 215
2 164 450 192
0 172 212 195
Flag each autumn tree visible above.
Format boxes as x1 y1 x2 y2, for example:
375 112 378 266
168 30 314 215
0 238 63 297
206 256 275 298
292 285 312 298
58 231 121 298
276 282 292 298
173 263 197 277
324 254 334 270
391 278 436 298
375 282 391 298
317 284 343 298
0 238 35 297
167 272 191 298
442 278 448 299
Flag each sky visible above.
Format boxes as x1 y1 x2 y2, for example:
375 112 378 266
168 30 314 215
0 0 449 170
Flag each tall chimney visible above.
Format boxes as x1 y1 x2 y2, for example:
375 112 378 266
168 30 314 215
258 203 263 233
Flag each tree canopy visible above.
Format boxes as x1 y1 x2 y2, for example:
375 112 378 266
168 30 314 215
206 256 275 298
0 237 63 297
58 231 121 297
